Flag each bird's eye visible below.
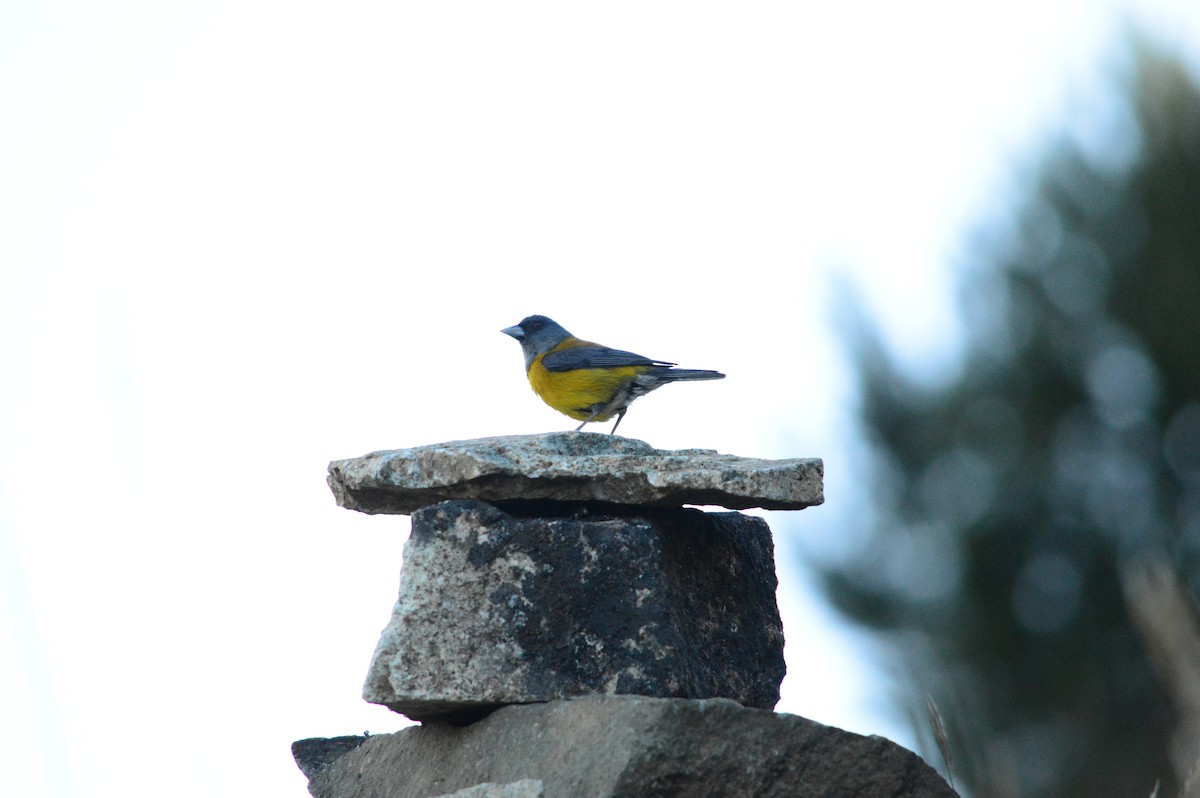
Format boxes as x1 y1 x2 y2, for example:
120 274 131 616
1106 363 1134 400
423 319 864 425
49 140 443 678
530 321 542 330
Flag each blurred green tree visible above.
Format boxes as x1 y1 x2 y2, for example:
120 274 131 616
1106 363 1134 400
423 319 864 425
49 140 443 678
826 41 1200 797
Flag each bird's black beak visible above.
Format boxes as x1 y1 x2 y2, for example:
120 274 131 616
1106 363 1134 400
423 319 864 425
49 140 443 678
500 325 524 340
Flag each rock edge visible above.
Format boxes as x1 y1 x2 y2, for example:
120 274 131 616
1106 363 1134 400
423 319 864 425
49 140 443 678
299 695 957 798
328 433 823 514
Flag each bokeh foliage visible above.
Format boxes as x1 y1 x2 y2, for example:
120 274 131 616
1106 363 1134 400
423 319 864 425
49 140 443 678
828 41 1200 797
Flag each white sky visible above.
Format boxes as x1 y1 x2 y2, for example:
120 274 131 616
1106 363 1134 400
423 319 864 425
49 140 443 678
4 2 1200 796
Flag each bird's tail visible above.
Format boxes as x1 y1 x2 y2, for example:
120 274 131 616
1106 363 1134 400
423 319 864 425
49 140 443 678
656 368 725 382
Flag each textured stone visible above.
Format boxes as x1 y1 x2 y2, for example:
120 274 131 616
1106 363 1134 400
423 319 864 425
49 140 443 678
291 735 370 780
300 695 958 798
431 781 544 798
328 433 822 514
363 500 784 722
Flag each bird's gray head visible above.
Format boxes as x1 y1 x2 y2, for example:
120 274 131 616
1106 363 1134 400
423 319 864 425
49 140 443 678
501 315 573 370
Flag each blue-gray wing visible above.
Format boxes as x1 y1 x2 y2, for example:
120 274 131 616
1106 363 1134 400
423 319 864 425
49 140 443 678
541 346 674 372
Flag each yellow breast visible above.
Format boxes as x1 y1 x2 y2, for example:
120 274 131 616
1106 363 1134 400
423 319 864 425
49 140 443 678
528 353 643 422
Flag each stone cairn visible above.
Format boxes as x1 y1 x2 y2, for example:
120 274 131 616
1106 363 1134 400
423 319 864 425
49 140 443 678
293 433 957 798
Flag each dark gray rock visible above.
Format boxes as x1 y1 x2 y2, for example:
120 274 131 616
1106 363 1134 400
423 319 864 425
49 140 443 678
300 695 958 798
291 735 370 780
328 433 823 514
363 500 785 722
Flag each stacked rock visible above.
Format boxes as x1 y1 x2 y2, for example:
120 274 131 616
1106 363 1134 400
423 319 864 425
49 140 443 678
293 433 957 798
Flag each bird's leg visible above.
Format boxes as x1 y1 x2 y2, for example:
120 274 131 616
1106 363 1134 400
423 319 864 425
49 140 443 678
575 405 604 431
609 408 627 435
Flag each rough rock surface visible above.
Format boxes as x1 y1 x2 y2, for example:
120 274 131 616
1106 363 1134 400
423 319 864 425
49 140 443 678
291 736 370 780
300 695 958 798
363 500 784 722
328 433 823 514
431 781 544 798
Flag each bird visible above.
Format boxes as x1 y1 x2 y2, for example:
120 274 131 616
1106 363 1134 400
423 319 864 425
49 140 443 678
501 315 725 435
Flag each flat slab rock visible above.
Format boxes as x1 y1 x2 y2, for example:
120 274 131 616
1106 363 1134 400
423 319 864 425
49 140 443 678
327 433 823 514
298 695 958 798
363 500 784 722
